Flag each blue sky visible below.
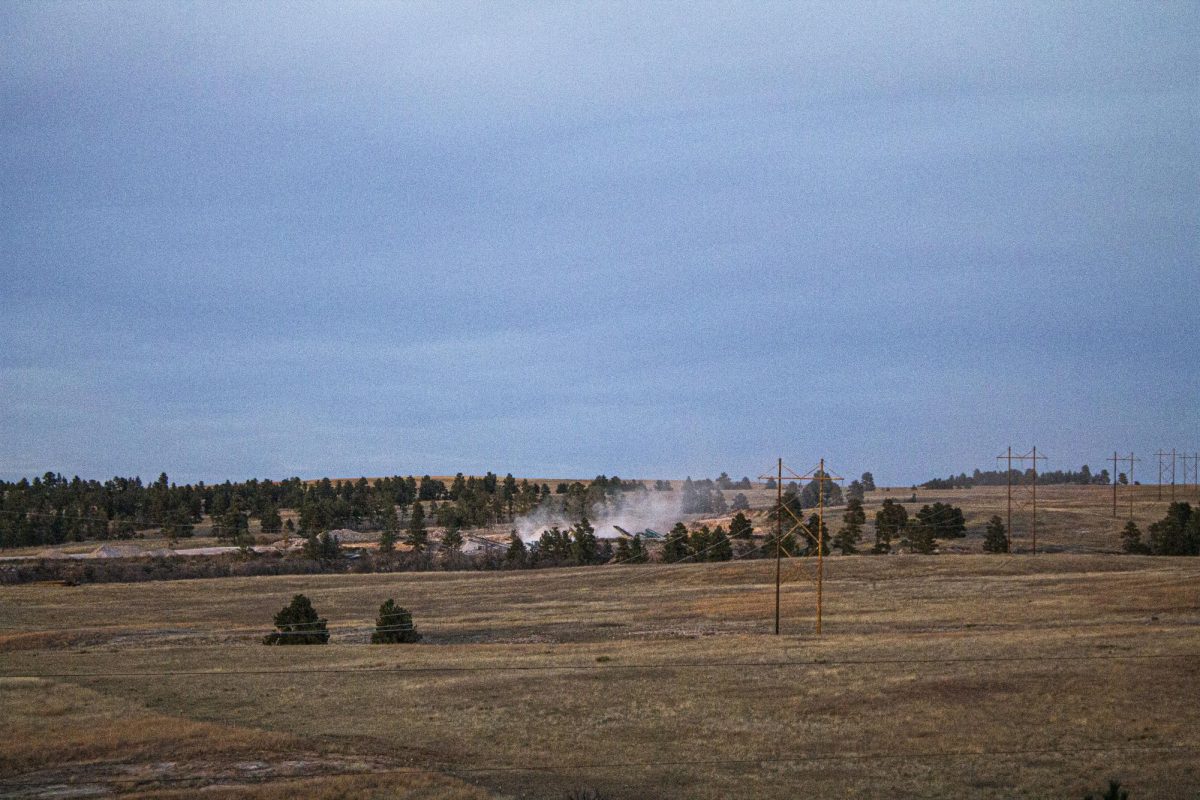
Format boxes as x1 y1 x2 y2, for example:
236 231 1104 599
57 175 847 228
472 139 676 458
2 2 1197 485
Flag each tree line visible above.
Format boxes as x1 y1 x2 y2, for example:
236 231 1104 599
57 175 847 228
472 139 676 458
922 465 1113 490
0 471 598 549
0 469 779 550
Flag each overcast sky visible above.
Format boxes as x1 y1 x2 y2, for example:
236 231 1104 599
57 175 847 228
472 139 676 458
2 2 1197 486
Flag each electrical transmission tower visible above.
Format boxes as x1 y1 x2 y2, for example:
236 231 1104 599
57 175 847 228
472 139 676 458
1155 449 1178 502
1108 452 1141 521
1108 452 1139 519
760 457 842 636
1186 452 1200 498
996 446 1047 553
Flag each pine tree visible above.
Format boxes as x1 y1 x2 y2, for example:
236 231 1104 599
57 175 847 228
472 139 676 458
873 499 906 554
259 506 282 534
570 518 599 565
917 502 966 539
215 507 251 545
628 534 648 563
379 526 397 554
441 525 463 551
1120 520 1148 554
406 501 429 551
662 522 690 563
834 498 865 555
320 531 341 560
505 531 527 565
801 472 844 509
161 508 194 545
689 525 712 561
860 472 876 492
377 502 400 536
615 536 632 562
729 511 753 540
802 514 830 556
905 519 936 554
1147 502 1197 555
709 526 733 561
370 598 421 644
263 594 329 645
983 515 1009 553
302 531 340 561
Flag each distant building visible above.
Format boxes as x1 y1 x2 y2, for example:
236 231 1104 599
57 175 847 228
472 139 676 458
461 535 506 555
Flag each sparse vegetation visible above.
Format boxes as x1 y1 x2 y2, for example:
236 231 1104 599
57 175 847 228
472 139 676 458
567 789 607 800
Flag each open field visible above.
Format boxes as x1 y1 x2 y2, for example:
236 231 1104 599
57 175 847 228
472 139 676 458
2 551 1199 798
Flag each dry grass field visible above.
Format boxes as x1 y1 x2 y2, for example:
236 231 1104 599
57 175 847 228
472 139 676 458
3 540 1199 798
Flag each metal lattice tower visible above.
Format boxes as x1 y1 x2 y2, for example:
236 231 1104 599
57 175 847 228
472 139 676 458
996 446 1047 553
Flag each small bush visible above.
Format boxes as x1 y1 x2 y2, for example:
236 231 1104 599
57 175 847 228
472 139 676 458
1085 780 1128 800
567 790 606 800
263 593 329 645
370 598 421 644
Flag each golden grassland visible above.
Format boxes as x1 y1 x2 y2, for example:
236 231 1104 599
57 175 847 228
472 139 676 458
2 531 1200 798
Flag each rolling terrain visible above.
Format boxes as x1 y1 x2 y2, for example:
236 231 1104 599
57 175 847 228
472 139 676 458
3 533 1199 798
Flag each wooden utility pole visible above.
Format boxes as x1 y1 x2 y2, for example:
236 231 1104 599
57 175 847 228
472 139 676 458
1003 447 1013 543
1171 448 1177 502
774 458 782 636
1156 450 1169 501
1110 452 1120 518
1128 452 1138 520
761 457 841 636
1031 446 1040 554
816 457 825 635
